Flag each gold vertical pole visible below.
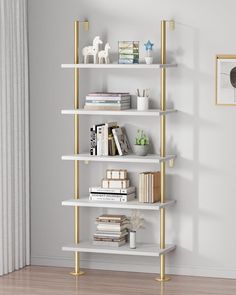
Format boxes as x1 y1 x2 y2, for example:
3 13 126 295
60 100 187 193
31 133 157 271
156 20 170 282
71 20 84 276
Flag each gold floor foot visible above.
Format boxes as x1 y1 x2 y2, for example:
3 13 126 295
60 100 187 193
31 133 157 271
155 276 171 282
70 271 85 276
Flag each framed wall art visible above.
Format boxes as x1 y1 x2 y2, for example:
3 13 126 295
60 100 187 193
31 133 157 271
216 55 236 105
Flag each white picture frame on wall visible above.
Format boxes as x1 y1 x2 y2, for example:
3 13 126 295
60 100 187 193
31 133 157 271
216 55 236 105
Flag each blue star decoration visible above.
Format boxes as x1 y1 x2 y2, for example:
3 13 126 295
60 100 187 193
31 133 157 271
144 40 154 51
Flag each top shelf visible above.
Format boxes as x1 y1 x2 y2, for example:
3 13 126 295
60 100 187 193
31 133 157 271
61 63 177 69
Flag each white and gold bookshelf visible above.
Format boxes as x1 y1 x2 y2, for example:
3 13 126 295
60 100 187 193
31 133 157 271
61 19 177 281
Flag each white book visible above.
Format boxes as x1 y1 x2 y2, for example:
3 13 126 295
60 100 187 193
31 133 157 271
94 231 128 238
85 102 130 106
89 193 135 202
89 186 135 194
96 125 106 156
86 96 130 101
112 127 131 156
97 224 129 232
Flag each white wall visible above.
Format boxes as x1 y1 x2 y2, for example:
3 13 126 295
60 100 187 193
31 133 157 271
28 0 236 278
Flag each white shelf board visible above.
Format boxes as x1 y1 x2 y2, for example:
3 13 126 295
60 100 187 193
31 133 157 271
61 63 177 69
61 153 176 164
62 198 176 210
61 109 177 116
62 241 176 257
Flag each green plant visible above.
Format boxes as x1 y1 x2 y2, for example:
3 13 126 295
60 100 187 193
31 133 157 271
135 129 149 145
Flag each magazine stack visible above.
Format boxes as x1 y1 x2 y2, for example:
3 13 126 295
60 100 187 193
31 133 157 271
93 214 130 247
84 92 131 111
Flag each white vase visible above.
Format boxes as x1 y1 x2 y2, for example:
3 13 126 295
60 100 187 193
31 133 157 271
145 56 153 64
130 231 136 249
137 96 149 111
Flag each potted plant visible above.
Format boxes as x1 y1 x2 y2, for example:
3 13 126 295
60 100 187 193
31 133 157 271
133 129 149 156
129 210 144 249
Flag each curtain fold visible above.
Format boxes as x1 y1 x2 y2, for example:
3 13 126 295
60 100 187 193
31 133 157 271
0 0 30 276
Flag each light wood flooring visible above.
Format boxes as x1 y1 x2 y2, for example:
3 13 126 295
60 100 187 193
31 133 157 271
0 266 236 295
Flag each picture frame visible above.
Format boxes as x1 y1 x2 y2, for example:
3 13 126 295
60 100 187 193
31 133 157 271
216 55 236 105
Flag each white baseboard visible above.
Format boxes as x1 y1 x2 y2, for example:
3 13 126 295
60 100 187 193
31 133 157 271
31 255 236 279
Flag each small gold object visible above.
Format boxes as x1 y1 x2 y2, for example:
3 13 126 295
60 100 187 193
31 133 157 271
155 276 171 282
168 20 175 31
169 158 175 168
70 271 85 276
83 21 89 31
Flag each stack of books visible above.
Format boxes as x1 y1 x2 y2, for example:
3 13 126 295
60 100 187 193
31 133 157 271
118 41 139 64
138 171 161 203
93 214 130 247
90 123 131 156
89 169 136 202
84 92 131 111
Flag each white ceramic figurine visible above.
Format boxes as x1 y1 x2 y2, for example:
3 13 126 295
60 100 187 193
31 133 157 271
98 43 111 64
82 36 103 64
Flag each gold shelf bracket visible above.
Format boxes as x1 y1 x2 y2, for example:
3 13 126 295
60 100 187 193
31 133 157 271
169 158 175 168
168 20 175 31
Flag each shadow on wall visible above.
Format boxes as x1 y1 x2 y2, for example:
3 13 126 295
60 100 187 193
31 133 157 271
166 22 220 268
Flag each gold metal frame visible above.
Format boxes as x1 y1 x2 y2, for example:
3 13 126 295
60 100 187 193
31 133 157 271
215 54 236 106
71 20 89 276
156 19 175 282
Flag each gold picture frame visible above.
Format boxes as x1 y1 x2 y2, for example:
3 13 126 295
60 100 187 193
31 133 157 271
216 54 236 106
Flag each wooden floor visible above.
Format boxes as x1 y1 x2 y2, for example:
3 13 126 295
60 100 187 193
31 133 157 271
0 266 236 295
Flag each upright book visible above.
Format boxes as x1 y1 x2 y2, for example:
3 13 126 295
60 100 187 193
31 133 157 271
112 127 131 156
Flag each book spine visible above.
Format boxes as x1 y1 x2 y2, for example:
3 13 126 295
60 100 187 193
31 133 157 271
96 126 102 156
86 96 131 101
90 126 96 155
88 93 129 97
85 101 130 105
89 194 134 202
89 186 135 194
112 128 123 156
84 105 130 110
90 193 134 198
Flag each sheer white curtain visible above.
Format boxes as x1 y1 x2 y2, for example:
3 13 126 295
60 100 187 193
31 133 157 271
0 0 30 275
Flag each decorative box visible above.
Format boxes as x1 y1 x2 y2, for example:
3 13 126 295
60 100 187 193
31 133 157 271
106 169 128 180
101 179 130 189
118 41 139 64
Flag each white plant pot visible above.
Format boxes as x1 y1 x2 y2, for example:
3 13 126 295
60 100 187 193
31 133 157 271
130 231 136 249
145 56 153 64
137 96 149 111
133 144 149 156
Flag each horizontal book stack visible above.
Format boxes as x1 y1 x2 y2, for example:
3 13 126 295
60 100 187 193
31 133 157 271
138 171 161 203
93 214 130 247
90 123 131 156
84 92 131 111
89 169 136 202
118 41 139 64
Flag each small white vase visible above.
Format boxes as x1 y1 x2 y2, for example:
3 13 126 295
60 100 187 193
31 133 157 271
137 96 149 111
145 56 153 64
130 231 136 249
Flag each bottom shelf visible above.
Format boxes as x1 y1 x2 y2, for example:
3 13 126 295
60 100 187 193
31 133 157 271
62 241 176 257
